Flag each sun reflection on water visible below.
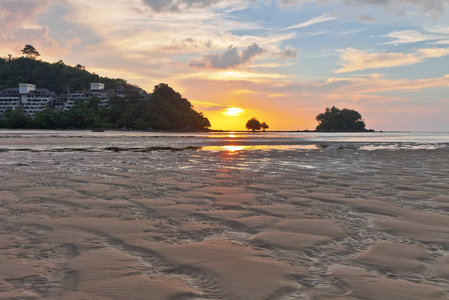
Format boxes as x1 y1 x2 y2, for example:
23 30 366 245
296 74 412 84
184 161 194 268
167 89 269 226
222 145 245 152
201 144 318 153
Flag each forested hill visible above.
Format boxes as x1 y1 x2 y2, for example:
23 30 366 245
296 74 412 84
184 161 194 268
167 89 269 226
0 56 211 131
0 57 131 93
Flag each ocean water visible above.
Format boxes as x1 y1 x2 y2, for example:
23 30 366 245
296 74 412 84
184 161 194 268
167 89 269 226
1 130 449 151
1 129 448 182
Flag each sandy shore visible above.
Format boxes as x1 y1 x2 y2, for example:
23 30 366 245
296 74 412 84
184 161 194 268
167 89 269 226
1 135 449 299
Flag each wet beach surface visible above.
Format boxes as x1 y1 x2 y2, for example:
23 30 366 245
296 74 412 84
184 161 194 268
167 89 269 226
1 132 449 299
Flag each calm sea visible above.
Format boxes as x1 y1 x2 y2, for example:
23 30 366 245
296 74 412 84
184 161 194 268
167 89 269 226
1 130 449 151
1 130 448 175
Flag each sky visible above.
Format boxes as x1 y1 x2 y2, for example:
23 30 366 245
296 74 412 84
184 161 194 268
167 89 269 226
1 0 449 131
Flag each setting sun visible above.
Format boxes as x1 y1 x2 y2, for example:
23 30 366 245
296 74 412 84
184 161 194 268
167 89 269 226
223 107 244 117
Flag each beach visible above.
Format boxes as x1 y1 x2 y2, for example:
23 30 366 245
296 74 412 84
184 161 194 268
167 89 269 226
1 131 449 299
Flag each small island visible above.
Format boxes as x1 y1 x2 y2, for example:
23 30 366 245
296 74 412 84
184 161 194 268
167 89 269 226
315 106 373 132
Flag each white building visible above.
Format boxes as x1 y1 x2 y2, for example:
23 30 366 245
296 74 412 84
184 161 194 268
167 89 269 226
108 86 148 101
0 84 56 117
63 83 110 110
1 82 148 116
90 83 109 107
63 93 87 111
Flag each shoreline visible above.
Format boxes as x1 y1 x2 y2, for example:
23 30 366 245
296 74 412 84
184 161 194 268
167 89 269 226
3 128 449 134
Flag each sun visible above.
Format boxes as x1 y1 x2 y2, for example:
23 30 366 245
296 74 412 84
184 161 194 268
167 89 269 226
223 107 244 117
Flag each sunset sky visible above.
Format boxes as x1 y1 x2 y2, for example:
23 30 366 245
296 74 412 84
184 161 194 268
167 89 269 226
1 0 449 130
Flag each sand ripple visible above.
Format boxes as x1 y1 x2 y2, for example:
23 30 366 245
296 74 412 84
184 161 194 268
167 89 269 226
1 137 449 299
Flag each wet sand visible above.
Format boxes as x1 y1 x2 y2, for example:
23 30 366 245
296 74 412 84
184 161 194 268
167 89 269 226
1 135 449 299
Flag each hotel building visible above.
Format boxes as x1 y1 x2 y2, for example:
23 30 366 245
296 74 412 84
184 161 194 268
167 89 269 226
0 83 147 117
0 84 56 117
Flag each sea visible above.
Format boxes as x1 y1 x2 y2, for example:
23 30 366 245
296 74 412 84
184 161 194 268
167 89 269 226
1 130 448 174
1 130 449 151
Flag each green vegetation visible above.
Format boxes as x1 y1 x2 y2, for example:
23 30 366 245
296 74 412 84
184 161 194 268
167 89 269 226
246 117 261 132
0 84 211 130
261 122 269 132
0 55 131 93
316 106 367 132
21 45 40 60
245 117 269 132
0 51 211 131
107 83 211 131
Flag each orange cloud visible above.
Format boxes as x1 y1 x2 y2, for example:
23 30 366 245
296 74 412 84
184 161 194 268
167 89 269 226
232 89 258 94
336 47 449 73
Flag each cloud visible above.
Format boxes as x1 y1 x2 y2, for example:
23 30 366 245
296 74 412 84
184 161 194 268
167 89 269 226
189 43 266 69
284 14 338 30
337 28 369 35
249 62 295 68
278 0 449 15
295 27 337 38
232 89 258 94
279 48 300 59
416 47 449 58
328 74 449 95
257 73 449 107
342 0 449 14
176 69 290 84
201 105 229 111
185 99 230 112
357 14 376 22
427 26 449 34
267 93 288 97
336 47 449 72
142 0 227 12
0 0 52 31
381 30 446 44
0 1 68 58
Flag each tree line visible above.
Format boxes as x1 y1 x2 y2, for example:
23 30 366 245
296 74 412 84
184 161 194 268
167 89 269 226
0 54 133 94
0 83 211 130
0 47 211 130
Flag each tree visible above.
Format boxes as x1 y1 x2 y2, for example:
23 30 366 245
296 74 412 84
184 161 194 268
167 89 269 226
147 83 211 130
316 106 366 132
246 117 261 132
203 116 211 129
2 106 30 128
21 45 40 59
261 122 269 132
0 56 212 131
